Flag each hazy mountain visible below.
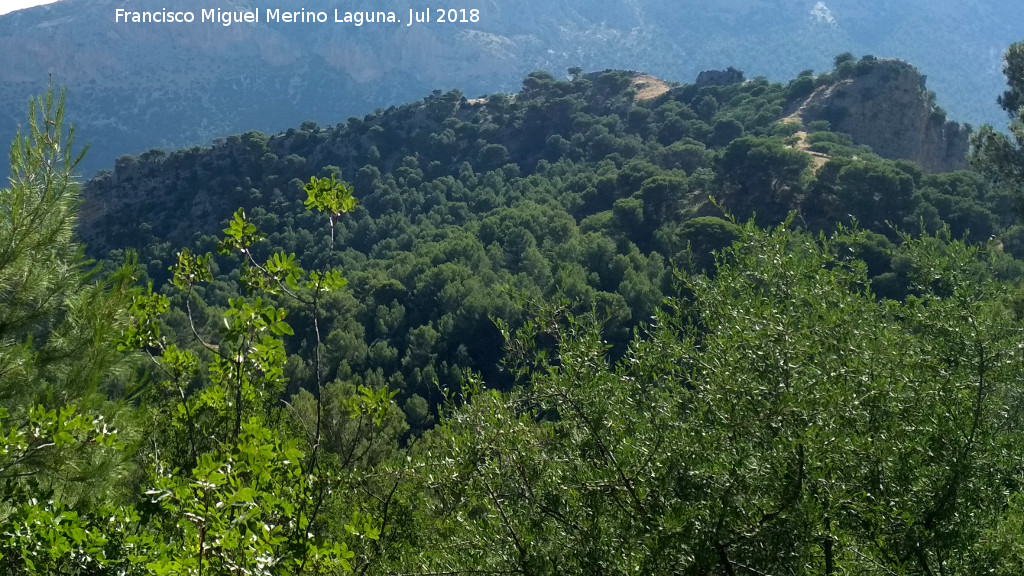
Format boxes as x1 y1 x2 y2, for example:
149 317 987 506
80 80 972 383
1 0 1021 178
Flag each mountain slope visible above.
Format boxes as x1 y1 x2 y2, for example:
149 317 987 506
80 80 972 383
1 0 1021 179
70 64 1024 416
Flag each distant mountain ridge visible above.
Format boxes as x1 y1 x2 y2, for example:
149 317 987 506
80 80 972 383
1 0 1020 178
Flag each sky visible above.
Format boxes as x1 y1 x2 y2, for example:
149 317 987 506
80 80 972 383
0 0 64 16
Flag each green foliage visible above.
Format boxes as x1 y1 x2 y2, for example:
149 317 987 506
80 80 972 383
384 223 1024 576
11 72 1024 574
658 215 741 271
119 283 169 351
141 419 354 575
806 120 832 134
115 172 382 574
719 136 811 223
218 209 264 256
0 86 401 572
70 81 1024 534
787 74 817 102
304 175 358 220
1 86 137 406
75 64 1024 409
0 87 139 575
972 42 1024 212
170 248 213 291
996 42 1024 118
834 52 857 68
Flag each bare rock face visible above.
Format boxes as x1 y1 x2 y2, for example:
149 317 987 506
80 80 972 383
795 59 970 173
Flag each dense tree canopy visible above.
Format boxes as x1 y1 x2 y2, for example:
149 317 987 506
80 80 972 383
374 222 1024 576
5 45 1024 574
76 56 1021 411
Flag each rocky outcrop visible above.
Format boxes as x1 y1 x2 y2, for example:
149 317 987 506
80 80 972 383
694 67 745 88
793 59 970 173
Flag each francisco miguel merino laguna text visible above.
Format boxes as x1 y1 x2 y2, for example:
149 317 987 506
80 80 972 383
114 8 481 26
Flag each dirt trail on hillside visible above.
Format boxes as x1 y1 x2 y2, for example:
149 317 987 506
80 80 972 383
781 110 829 170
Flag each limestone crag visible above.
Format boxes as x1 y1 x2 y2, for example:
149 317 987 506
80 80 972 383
794 59 970 173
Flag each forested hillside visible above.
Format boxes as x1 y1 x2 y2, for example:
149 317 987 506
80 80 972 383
79 56 1021 408
2 42 1024 574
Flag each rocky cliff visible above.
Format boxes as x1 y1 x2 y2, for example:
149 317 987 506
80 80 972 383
793 59 970 173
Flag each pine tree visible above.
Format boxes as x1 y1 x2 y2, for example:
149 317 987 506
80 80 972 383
0 85 138 575
971 42 1024 200
0 84 136 409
